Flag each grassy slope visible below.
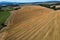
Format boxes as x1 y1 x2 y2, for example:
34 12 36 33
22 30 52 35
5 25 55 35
0 11 10 26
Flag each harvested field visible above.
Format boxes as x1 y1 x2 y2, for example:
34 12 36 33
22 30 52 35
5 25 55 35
1 5 60 40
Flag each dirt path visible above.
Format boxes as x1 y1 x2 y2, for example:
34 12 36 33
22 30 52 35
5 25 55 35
0 11 16 40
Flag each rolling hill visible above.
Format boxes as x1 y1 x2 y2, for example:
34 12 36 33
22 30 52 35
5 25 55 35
5 5 59 40
0 5 60 40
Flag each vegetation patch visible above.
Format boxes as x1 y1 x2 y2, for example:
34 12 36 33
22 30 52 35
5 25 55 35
0 11 10 29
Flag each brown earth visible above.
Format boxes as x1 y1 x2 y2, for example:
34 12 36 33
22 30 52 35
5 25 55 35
1 5 60 40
